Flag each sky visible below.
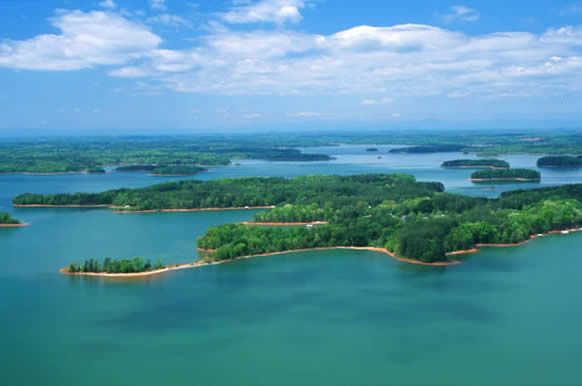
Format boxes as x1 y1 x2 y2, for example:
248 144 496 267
0 0 581 134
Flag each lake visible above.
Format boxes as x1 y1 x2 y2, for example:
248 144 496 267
1 146 582 386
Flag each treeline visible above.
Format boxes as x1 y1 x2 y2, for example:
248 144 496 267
390 144 469 154
14 174 445 211
68 257 164 274
471 168 540 181
0 212 20 224
441 159 509 169
537 156 582 168
0 138 332 174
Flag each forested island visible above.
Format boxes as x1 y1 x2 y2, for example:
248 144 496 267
537 156 582 168
442 159 509 169
116 164 207 176
0 212 22 226
15 174 582 266
66 257 164 275
470 169 541 182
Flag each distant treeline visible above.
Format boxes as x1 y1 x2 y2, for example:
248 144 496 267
471 168 540 182
0 212 20 225
68 257 164 274
537 156 582 168
0 138 332 174
441 159 509 169
390 144 469 154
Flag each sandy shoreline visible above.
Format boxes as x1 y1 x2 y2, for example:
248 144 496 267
60 246 460 279
113 206 276 213
443 166 508 170
14 204 110 208
470 178 539 182
0 223 30 228
445 227 582 256
240 221 328 226
58 227 582 279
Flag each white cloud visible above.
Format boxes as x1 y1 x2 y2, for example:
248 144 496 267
361 97 394 105
3 7 582 101
293 111 320 118
0 10 161 70
99 0 116 9
220 0 305 25
150 0 167 11
148 14 191 28
442 5 480 24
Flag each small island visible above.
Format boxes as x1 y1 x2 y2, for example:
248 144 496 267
537 156 582 168
470 168 541 183
442 159 509 169
65 257 165 276
116 164 206 176
365 147 378 152
0 212 26 227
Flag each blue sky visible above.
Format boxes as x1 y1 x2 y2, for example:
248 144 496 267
0 0 581 134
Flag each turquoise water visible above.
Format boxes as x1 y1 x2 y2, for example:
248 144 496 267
2 146 582 386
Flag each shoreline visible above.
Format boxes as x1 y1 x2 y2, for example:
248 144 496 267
240 221 328 226
13 204 110 208
0 223 30 228
445 227 582 256
197 246 461 267
470 178 540 182
443 166 508 170
113 205 275 213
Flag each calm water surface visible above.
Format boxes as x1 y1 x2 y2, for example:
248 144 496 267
1 146 582 386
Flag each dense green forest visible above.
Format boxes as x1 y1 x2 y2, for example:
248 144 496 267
471 169 541 182
537 156 582 168
198 183 582 264
442 159 509 169
14 174 444 210
68 257 164 274
0 212 20 225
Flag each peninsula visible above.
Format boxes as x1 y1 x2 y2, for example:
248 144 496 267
18 174 582 266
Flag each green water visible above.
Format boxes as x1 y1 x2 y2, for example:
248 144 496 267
2 146 582 386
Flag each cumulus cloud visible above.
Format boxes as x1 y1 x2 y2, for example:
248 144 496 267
442 5 480 24
0 10 161 70
220 0 305 24
2 6 582 101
